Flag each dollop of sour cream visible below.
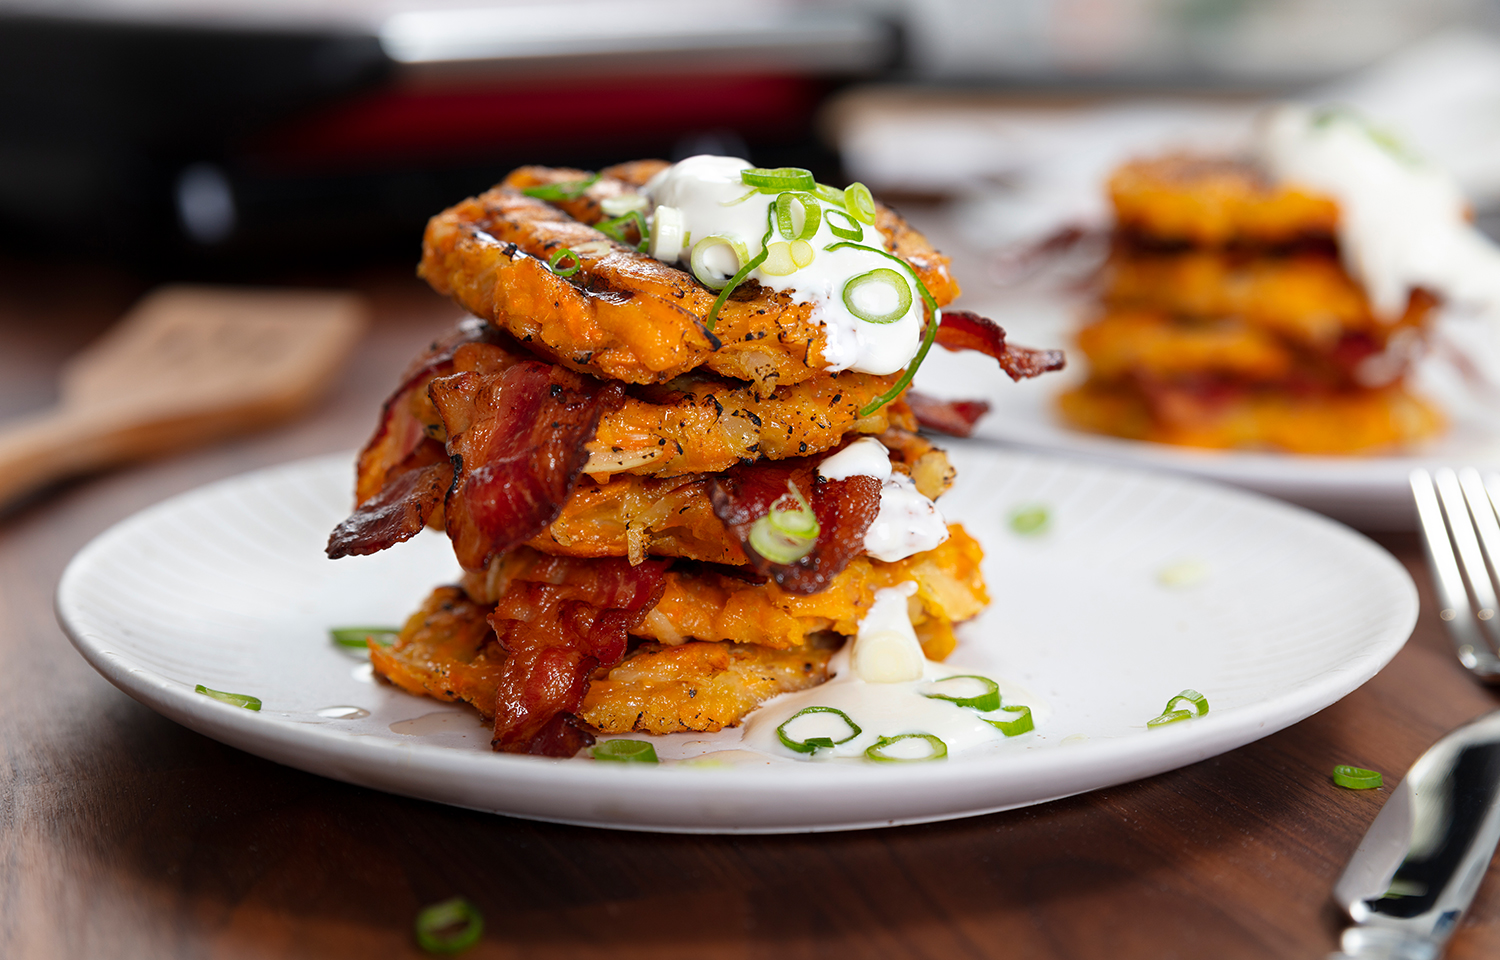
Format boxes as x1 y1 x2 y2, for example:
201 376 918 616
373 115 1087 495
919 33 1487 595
818 437 948 562
1259 104 1500 320
643 155 924 375
739 581 1047 760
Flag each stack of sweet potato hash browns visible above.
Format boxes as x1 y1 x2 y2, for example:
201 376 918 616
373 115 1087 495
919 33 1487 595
327 160 1064 756
1059 156 1443 453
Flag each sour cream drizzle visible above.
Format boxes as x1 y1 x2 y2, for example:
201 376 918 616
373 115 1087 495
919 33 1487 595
819 437 948 563
642 155 924 375
1259 104 1500 320
740 581 1046 760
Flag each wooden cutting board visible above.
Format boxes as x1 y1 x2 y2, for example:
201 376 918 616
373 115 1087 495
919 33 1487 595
0 284 366 507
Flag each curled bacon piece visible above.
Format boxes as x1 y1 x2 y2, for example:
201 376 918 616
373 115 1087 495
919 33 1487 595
936 309 1066 381
710 458 881 596
432 361 624 571
905 392 992 438
326 440 453 558
488 554 670 755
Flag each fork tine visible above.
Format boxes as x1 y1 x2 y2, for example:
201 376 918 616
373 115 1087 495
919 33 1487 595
1457 467 1500 647
1435 468 1500 621
1410 468 1500 681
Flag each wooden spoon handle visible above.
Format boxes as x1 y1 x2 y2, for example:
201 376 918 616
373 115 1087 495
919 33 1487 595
0 409 116 507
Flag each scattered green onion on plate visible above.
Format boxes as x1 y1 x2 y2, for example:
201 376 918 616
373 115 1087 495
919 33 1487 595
1009 505 1050 536
1148 689 1209 729
414 896 484 954
865 733 947 763
984 704 1035 737
194 685 261 711
329 626 399 649
777 706 861 754
593 739 659 763
922 675 1001 712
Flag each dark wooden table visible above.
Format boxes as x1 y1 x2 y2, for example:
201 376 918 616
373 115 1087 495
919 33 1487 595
3 257 1499 960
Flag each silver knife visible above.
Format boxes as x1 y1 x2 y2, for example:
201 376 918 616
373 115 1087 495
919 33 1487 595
1331 710 1500 960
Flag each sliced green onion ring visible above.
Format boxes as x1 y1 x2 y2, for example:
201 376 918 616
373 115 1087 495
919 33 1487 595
985 704 1034 737
922 674 1001 712
522 173 599 201
775 192 821 241
593 739 659 763
761 242 798 277
813 182 846 206
748 482 820 564
821 242 937 313
1333 765 1383 789
599 193 648 217
703 203 776 331
547 246 580 277
842 267 914 325
844 182 877 224
329 626 399 648
1147 709 1194 729
690 234 749 290
596 210 650 251
776 706 861 754
741 166 816 192
789 240 814 268
865 733 948 763
414 896 484 954
194 685 262 711
825 208 864 242
1163 689 1210 718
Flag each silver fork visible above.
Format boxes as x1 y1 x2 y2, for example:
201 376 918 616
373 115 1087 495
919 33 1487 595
1410 467 1500 682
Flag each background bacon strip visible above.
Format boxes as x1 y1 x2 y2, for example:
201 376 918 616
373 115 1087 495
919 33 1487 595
936 309 1067 381
326 441 452 558
709 457 881 596
904 392 993 437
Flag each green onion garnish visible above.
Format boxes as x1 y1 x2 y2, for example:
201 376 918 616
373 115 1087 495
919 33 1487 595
1333 765 1383 789
1147 709 1193 729
703 202 776 332
599 193 648 217
547 247 580 277
329 626 399 648
812 182 846 206
593 739 659 763
522 173 599 201
194 685 262 711
825 208 864 242
984 704 1034 737
747 482 820 564
844 182 877 225
821 242 938 313
741 166 816 192
922 675 1001 712
596 210 650 251
1163 689 1209 718
414 896 484 954
865 733 947 763
842 267 913 325
689 234 749 290
1009 505 1050 536
856 304 940 418
774 192 821 241
776 706 862 754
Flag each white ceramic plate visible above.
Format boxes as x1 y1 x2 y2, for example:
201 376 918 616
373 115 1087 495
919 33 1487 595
56 447 1416 834
913 293 1500 530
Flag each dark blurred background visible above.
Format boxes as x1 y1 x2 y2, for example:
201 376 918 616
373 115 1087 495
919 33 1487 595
4 0 1500 279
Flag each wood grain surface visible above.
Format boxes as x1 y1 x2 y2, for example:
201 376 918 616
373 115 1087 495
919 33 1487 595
2 256 1499 960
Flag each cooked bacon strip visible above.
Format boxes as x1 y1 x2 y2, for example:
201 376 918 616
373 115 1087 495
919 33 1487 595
905 392 992 438
936 310 1067 381
709 458 881 596
326 441 453 558
488 555 670 754
352 318 500 506
431 361 624 571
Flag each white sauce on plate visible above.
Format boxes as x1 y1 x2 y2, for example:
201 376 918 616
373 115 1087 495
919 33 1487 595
1260 104 1500 320
818 437 948 562
642 155 925 375
740 581 1046 761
